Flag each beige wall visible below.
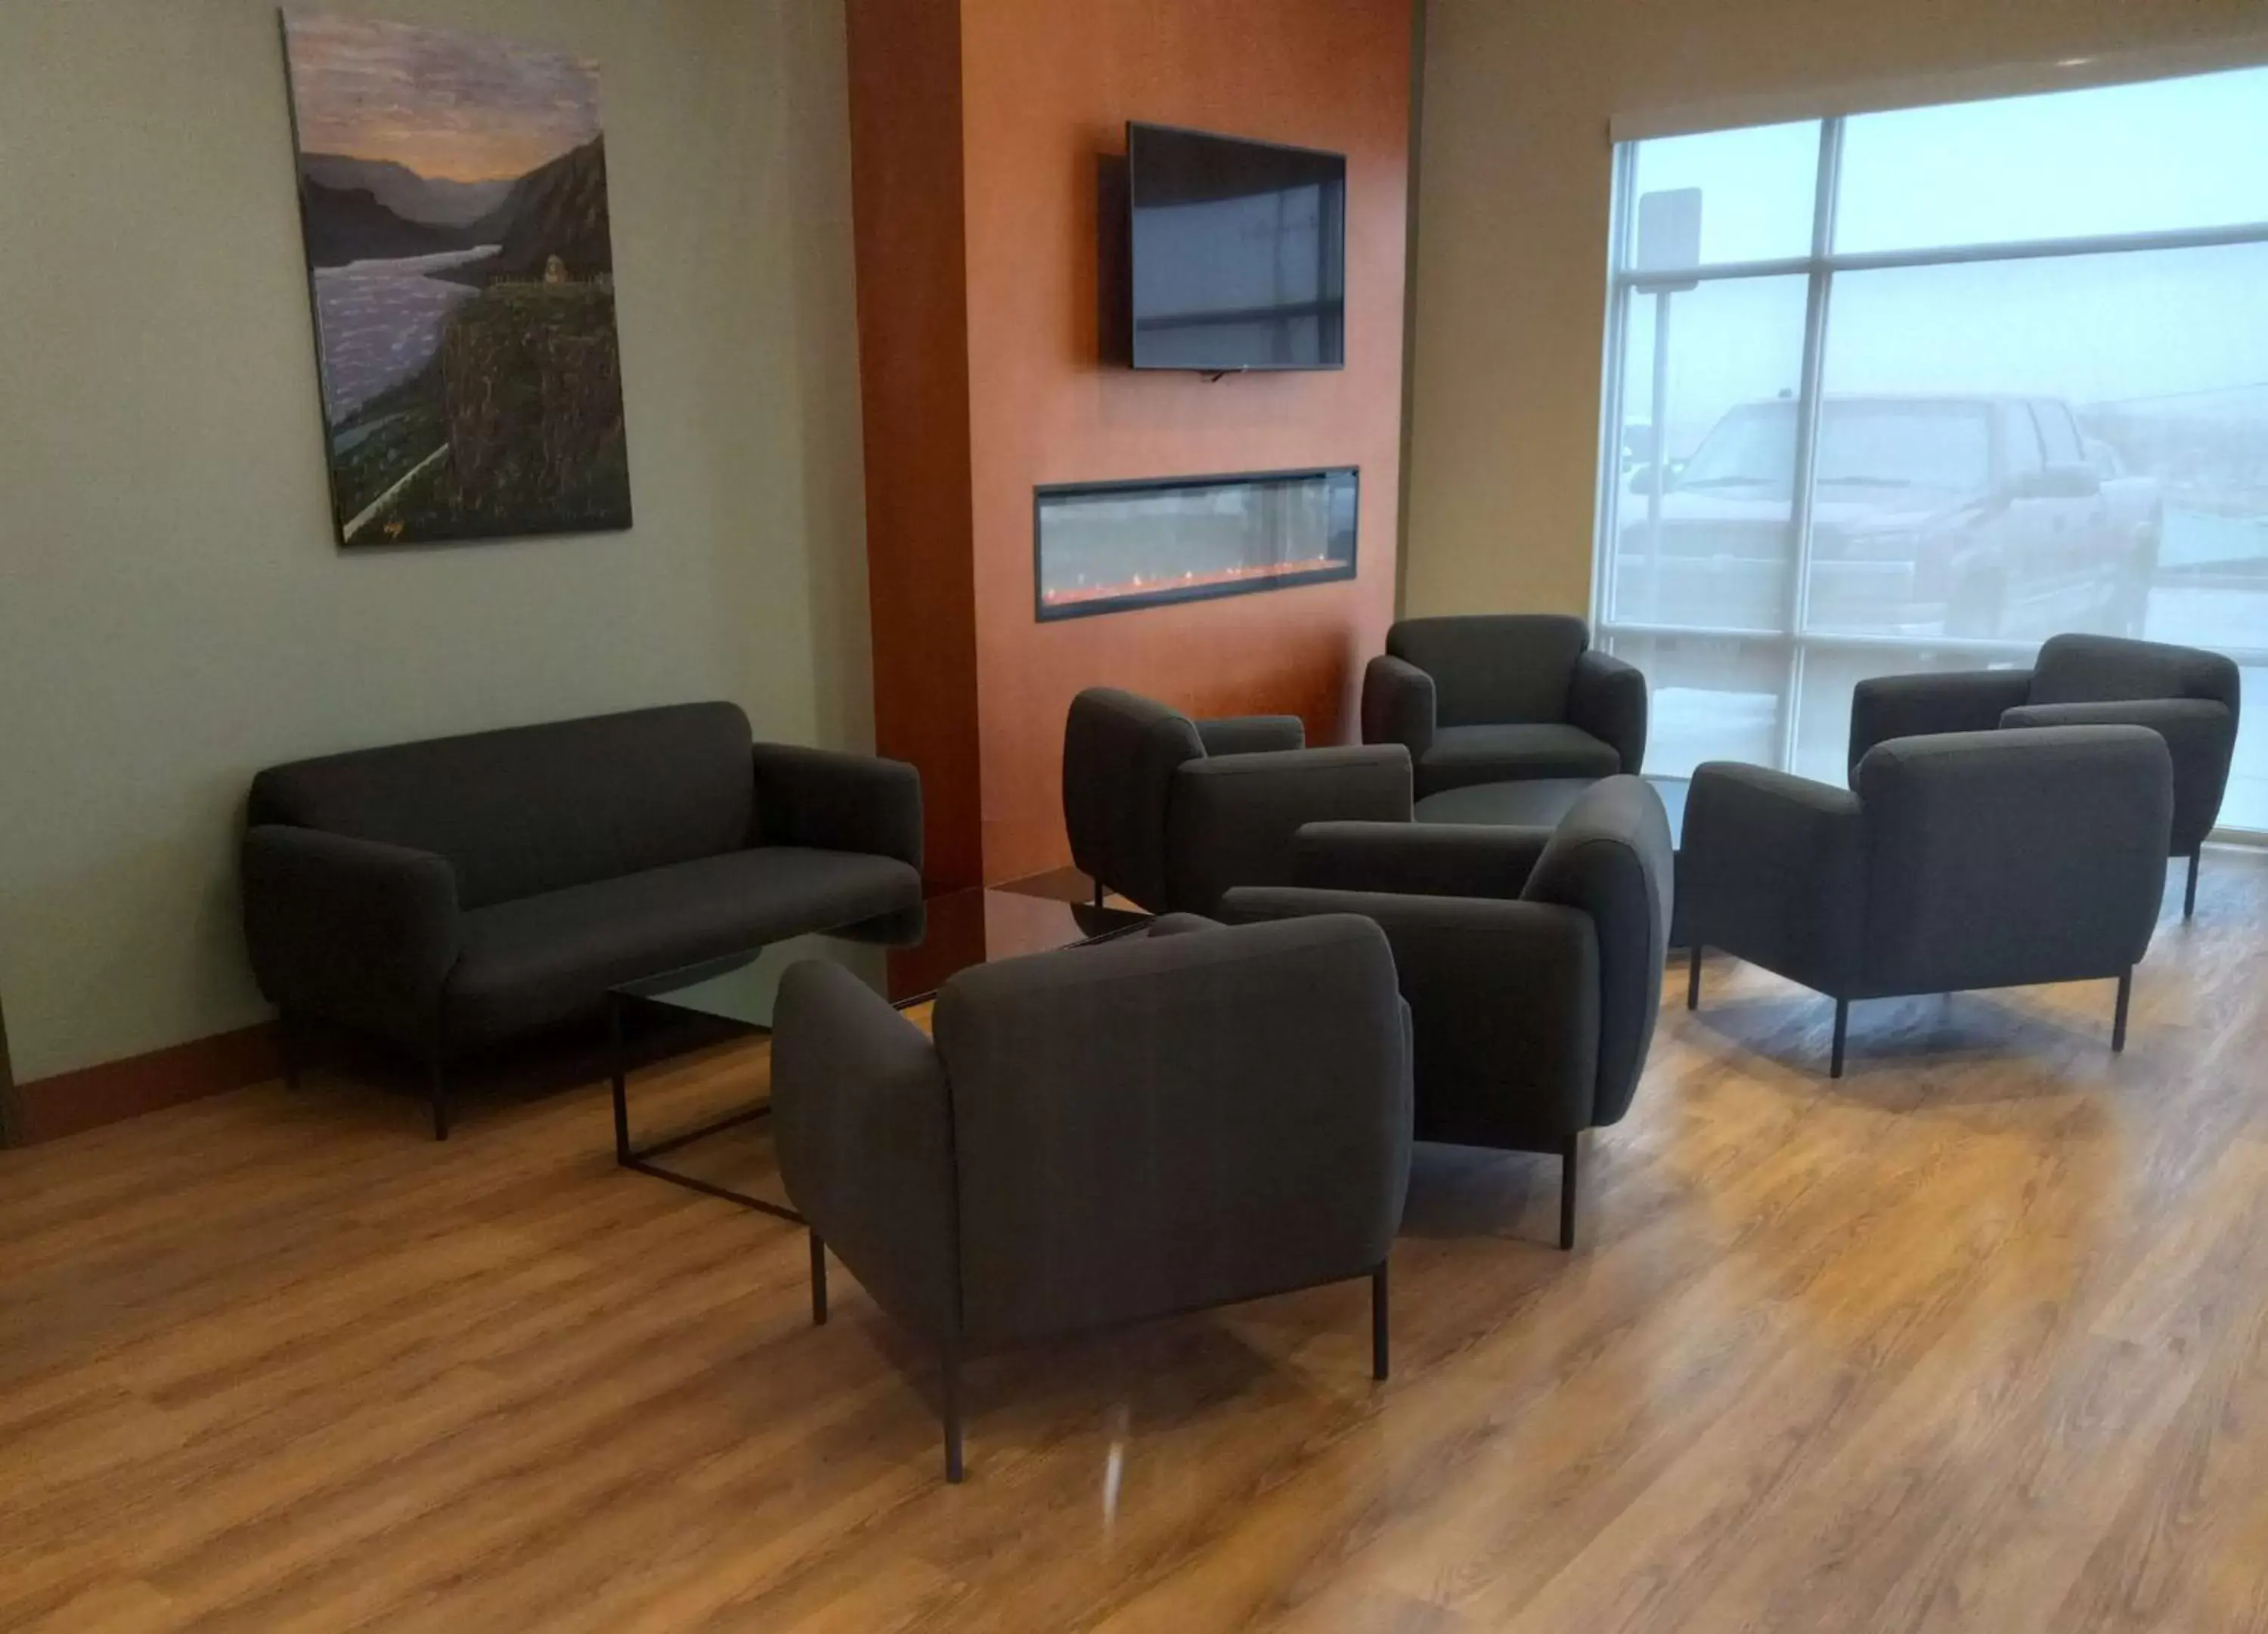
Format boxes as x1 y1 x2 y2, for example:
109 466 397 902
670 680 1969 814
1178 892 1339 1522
0 0 870 1082
1403 0 2267 620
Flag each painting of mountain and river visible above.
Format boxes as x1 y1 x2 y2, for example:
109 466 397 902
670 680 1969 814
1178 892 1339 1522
281 14 631 546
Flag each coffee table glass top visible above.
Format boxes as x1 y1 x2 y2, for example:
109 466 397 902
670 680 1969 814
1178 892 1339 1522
613 885 1148 1029
1414 774 1689 843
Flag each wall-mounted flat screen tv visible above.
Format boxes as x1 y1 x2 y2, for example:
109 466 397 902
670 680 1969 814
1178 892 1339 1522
1127 122 1346 372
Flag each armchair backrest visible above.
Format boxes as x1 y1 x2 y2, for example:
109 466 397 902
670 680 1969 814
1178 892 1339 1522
246 703 755 909
1061 688 1207 911
934 914 1411 1348
1854 726 2171 995
2032 633 2241 717
1387 614 1590 728
1518 775 1674 1125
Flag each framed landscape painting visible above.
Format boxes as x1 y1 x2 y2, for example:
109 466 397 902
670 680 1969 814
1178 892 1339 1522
280 12 631 546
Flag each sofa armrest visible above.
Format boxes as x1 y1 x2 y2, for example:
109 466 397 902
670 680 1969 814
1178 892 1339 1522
1165 745 1413 916
1362 655 1436 757
1294 820 1551 900
1681 762 1865 993
241 825 460 1049
935 914 1410 1346
1196 714 1306 757
1222 885 1601 1144
1567 649 1648 772
771 961 959 1339
1848 669 2034 780
751 742 923 872
2000 697 2235 852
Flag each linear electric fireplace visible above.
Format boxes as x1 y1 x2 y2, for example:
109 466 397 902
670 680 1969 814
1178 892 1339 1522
1034 466 1358 620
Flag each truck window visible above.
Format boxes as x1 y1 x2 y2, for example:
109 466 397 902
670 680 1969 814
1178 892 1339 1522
2034 401 2085 466
2003 404 2046 476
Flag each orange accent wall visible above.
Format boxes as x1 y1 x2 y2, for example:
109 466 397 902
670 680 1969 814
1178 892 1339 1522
845 0 985 887
849 0 1413 885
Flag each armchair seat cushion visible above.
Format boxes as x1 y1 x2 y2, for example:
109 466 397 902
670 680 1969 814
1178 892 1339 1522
1421 723 1622 792
448 846 920 1043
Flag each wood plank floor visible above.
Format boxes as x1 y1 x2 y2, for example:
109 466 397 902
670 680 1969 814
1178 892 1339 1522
5 853 2266 1632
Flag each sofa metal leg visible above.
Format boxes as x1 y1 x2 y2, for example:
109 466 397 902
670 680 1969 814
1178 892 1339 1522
427 1052 451 1142
2113 969 2133 1054
1830 1000 1849 1080
1371 1261 1390 1381
2184 849 2201 920
1559 1134 1580 1251
941 1335 965 1484
1686 945 1702 1011
1092 877 1105 909
809 1230 829 1326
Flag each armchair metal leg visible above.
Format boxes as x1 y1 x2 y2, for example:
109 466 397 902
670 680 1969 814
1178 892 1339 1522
1559 1134 1581 1251
2184 849 2201 920
1093 877 1105 909
1371 1262 1390 1381
941 1335 965 1484
1686 945 1703 1011
810 1230 829 1326
1830 999 1849 1080
427 1052 451 1141
2113 969 2133 1054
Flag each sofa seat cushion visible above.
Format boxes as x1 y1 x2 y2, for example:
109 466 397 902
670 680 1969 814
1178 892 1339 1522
1418 724 1622 794
447 846 922 1044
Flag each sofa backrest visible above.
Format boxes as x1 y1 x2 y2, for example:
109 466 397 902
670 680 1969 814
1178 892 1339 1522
248 703 757 908
1854 725 2171 995
1387 614 1589 728
2032 633 2241 717
1520 775 1673 1126
1061 688 1207 912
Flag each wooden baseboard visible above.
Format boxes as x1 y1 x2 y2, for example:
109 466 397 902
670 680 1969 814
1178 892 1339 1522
9 1023 283 1147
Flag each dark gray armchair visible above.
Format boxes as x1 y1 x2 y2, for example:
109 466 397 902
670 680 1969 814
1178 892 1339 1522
1685 725 2173 1077
1850 634 2239 917
772 913 1412 1481
1062 688 1411 916
1362 614 1647 798
1221 776 1674 1249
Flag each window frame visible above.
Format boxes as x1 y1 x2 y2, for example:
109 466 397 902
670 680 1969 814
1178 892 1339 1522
1591 79 2268 806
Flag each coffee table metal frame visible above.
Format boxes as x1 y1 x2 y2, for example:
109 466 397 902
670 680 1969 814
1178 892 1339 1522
608 896 1147 1220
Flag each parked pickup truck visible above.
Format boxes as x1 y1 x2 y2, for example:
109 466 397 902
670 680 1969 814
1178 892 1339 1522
1614 395 2161 639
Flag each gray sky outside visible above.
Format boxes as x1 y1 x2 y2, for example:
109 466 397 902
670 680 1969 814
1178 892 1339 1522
1625 66 2268 451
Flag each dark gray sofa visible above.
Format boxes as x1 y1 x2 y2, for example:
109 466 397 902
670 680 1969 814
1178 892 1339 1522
1849 633 2239 917
1062 687 1411 916
772 913 1412 1482
1362 614 1647 798
1685 724 2172 1076
242 702 922 1137
1222 775 1675 1249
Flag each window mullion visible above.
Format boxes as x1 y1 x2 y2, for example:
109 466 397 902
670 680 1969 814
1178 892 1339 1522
1777 116 1843 772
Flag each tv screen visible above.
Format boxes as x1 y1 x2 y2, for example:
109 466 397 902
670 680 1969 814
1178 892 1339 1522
1127 122 1346 372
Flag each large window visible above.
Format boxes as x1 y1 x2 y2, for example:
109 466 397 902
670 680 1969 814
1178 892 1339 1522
1595 65 2268 831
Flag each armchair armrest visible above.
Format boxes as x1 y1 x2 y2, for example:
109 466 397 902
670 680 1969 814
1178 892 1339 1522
751 742 923 872
1681 763 1865 993
934 914 1410 1346
1362 655 1436 757
1165 745 1413 916
1195 714 1306 757
1222 885 1600 1146
1293 820 1551 900
1848 669 2034 779
771 961 958 1339
1567 649 1648 772
240 825 460 1049
2000 696 2236 851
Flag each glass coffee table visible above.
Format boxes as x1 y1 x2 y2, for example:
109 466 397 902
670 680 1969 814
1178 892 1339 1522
608 886 1148 1220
